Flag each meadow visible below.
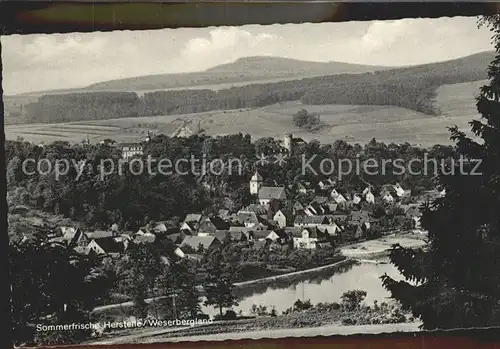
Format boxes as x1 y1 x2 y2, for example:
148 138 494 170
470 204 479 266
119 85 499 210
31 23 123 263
4 79 483 147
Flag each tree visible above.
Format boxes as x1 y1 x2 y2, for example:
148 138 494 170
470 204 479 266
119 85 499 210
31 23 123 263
381 15 500 330
203 251 238 316
341 290 367 310
9 237 110 346
125 244 162 318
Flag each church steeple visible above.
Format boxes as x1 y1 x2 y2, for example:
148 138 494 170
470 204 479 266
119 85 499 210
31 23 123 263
250 170 263 195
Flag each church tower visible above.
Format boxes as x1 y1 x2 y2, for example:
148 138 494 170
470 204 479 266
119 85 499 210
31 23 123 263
250 171 263 195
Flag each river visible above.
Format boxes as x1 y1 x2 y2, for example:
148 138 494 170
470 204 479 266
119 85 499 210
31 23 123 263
201 259 404 317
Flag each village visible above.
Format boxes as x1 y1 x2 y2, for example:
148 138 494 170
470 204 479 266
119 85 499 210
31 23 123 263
42 133 433 262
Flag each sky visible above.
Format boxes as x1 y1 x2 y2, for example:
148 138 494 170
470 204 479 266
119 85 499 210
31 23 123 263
1 16 494 95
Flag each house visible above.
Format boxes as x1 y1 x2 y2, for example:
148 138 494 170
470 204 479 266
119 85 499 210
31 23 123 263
240 204 270 215
87 230 117 240
318 179 334 190
265 229 290 244
334 194 347 206
330 188 341 199
218 209 231 221
134 234 156 244
197 216 230 236
324 203 338 213
60 227 88 248
213 230 247 243
116 142 143 160
180 235 221 253
351 211 372 230
235 211 260 227
153 222 179 235
273 210 288 228
86 237 127 256
331 213 349 224
183 213 203 227
365 191 375 204
304 202 324 216
251 240 268 252
296 182 308 195
292 201 304 214
382 191 394 203
352 194 362 205
317 223 342 237
165 232 186 244
312 196 329 205
180 221 196 233
293 215 329 227
292 228 321 249
362 186 373 195
258 186 287 205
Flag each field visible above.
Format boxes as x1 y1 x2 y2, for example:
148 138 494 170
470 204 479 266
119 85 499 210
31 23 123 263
4 79 484 147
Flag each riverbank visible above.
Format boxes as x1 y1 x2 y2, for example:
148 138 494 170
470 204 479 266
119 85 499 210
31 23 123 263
93 232 427 314
339 231 427 259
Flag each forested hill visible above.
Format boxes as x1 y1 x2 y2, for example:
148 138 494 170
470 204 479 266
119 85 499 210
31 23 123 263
14 51 494 124
84 56 389 91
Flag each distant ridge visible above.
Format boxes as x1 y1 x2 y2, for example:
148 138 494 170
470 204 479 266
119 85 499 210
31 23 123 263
15 50 495 97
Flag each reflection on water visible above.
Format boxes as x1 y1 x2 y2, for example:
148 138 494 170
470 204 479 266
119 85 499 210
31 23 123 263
202 260 404 316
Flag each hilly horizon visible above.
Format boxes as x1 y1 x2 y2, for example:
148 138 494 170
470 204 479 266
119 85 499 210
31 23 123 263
12 50 494 98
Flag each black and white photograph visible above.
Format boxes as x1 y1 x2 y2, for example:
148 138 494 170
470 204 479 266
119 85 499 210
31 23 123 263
3 14 500 346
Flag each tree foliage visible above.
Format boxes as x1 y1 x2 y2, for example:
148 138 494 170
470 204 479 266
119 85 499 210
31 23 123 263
381 15 500 330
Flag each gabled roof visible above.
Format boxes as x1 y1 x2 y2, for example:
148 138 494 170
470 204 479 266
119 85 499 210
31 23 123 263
284 227 302 237
235 211 260 225
180 235 218 250
91 237 125 254
206 216 230 230
240 204 269 215
258 186 286 200
269 229 289 239
213 230 246 242
312 196 329 205
301 227 320 239
294 215 329 225
184 213 203 223
135 235 156 244
87 230 114 239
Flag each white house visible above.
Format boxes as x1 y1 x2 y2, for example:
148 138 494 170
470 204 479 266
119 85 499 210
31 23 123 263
334 194 347 205
293 228 319 249
362 186 372 195
382 192 394 203
352 194 362 205
330 188 340 198
116 142 143 160
365 191 375 204
393 183 405 197
273 210 287 228
317 223 342 237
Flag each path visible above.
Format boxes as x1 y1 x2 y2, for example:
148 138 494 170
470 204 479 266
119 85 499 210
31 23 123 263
88 321 421 345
